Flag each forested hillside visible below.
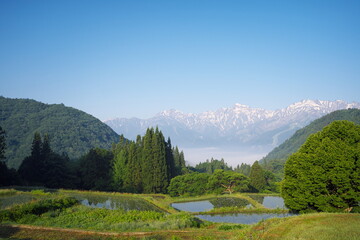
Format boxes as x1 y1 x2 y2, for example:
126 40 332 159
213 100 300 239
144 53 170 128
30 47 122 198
0 97 119 169
260 108 360 174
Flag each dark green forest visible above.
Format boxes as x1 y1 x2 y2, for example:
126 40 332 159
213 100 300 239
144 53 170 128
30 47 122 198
1 128 187 193
260 108 360 176
0 97 119 169
0 125 273 195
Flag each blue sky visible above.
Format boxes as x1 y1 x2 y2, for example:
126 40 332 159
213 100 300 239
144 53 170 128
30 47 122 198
1 0 360 120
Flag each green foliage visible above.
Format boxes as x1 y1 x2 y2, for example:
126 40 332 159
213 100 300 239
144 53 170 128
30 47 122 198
169 170 250 196
30 190 51 196
207 169 249 195
168 172 210 197
0 97 119 169
218 224 244 231
112 128 184 194
78 148 113 190
0 126 5 161
234 163 251 176
282 120 360 213
0 127 20 186
249 161 266 192
12 204 200 232
195 158 232 174
18 133 74 188
260 109 360 176
0 197 78 222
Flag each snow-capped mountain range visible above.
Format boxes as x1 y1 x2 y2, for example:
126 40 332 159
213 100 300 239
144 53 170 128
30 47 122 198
105 100 360 147
105 100 360 165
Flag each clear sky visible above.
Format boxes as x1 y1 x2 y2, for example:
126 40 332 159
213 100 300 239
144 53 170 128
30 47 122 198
1 0 360 120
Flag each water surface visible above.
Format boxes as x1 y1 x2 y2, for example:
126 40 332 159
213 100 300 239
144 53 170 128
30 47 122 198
171 197 251 212
248 195 287 209
0 194 37 209
68 193 162 212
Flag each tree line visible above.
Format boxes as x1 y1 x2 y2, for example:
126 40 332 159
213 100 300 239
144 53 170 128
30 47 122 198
0 127 187 194
0 125 274 195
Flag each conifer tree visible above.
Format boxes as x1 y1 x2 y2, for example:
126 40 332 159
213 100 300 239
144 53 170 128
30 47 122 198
112 148 126 191
141 128 156 193
166 137 176 179
249 161 266 192
111 127 185 194
0 126 5 161
18 132 44 185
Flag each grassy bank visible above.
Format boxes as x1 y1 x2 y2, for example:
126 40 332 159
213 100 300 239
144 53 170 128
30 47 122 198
246 213 360 240
1 213 359 240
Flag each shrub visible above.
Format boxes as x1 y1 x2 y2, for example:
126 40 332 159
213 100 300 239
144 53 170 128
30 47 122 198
0 197 78 222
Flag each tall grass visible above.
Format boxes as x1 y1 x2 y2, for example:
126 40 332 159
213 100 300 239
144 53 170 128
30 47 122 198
24 205 201 232
247 213 360 240
0 197 78 222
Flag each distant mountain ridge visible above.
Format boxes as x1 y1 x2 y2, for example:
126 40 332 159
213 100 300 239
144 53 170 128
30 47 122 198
105 100 360 150
259 108 360 174
0 97 120 169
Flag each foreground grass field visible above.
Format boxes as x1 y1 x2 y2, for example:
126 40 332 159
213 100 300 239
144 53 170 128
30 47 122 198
257 213 360 240
1 213 359 240
1 189 359 239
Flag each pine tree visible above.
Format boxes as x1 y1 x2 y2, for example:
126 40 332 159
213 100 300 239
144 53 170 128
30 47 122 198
18 132 44 185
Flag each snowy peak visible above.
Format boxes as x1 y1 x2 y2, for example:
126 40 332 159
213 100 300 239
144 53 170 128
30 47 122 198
105 100 360 148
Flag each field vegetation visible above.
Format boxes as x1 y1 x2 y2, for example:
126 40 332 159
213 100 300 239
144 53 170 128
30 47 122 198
0 188 359 239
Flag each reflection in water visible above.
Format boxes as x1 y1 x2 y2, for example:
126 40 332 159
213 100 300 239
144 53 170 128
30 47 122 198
262 196 286 209
248 195 287 209
69 194 162 212
210 197 250 208
172 201 214 212
172 198 252 212
0 194 37 209
196 213 295 224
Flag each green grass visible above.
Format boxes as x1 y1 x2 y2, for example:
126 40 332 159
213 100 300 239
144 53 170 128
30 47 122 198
1 189 359 240
0 189 17 196
248 213 360 240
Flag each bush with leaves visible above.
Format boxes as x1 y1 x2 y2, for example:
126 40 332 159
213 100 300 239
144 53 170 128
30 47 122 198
282 120 360 213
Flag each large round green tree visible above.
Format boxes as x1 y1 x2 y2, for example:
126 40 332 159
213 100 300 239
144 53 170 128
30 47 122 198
282 120 360 213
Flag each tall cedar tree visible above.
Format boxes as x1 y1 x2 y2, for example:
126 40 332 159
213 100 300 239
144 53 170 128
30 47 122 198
0 126 5 160
0 126 18 186
18 133 72 188
112 127 183 194
79 148 113 190
249 161 267 192
282 120 360 213
18 132 43 185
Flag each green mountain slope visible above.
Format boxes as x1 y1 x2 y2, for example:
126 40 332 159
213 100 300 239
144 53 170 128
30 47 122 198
260 108 360 173
0 97 119 169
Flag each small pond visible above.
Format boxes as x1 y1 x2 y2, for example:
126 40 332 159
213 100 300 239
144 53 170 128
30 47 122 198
249 195 287 209
196 213 295 224
0 193 38 209
171 197 251 212
68 193 162 212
